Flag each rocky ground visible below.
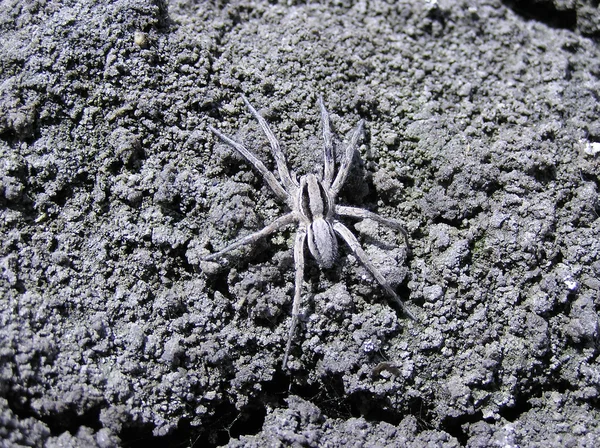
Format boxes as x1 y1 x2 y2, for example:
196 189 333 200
1 0 599 446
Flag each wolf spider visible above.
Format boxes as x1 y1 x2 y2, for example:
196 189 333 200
204 96 416 369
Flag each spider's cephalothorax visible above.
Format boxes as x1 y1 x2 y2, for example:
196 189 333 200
204 95 416 369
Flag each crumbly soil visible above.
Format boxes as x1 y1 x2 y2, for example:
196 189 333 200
1 0 599 446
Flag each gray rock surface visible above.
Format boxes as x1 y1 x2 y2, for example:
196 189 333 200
1 0 599 446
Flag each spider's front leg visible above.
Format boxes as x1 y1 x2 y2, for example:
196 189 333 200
330 119 365 197
241 96 297 191
318 96 335 188
208 125 289 202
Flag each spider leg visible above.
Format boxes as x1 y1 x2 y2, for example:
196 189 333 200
329 119 364 197
208 125 288 201
318 96 335 188
202 212 298 261
332 221 417 321
241 96 297 191
335 205 411 254
283 226 306 369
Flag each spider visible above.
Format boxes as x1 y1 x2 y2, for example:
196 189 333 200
203 95 417 369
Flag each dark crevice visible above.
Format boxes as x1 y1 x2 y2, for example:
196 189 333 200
431 215 463 228
228 403 267 440
120 420 163 448
205 270 233 304
528 164 557 184
442 411 484 445
497 393 534 422
351 390 403 425
291 373 353 420
6 394 104 437
503 0 577 30
166 242 195 277
119 398 267 448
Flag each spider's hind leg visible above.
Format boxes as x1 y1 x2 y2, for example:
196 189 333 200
335 205 411 255
282 227 307 369
202 212 297 262
332 221 417 321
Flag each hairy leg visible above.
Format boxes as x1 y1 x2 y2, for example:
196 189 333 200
241 96 297 192
333 221 417 321
283 227 306 369
208 125 289 201
336 205 411 254
318 97 335 188
329 119 364 197
202 212 298 261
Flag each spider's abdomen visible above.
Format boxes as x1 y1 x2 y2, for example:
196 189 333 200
308 218 338 268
